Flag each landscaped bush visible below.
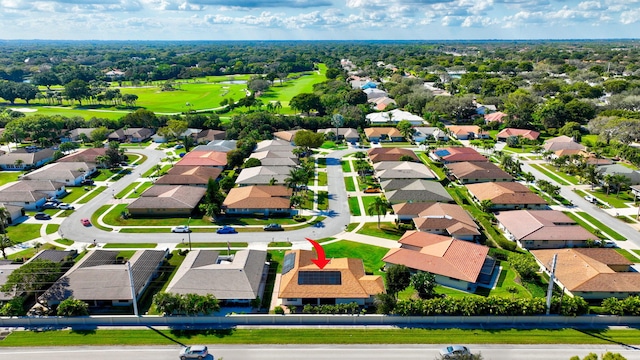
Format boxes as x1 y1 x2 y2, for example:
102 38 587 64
508 252 539 281
301 302 360 314
293 215 307 222
601 296 640 316
273 306 285 315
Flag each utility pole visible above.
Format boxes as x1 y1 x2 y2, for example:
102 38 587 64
127 261 139 317
545 253 558 315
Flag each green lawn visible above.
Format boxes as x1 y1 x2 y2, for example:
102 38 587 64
344 177 356 192
45 224 59 235
77 186 107 204
361 194 380 214
323 240 388 275
356 222 404 241
93 168 124 181
6 224 42 244
258 65 326 109
6 243 62 261
341 160 352 173
348 196 361 216
130 182 154 198
615 248 640 262
563 212 604 239
541 164 580 185
0 170 23 186
2 328 639 346
102 243 158 248
529 164 570 185
575 211 626 241
116 183 139 198
317 171 327 186
144 251 187 315
317 191 329 211
416 152 446 180
588 189 635 208
55 238 74 246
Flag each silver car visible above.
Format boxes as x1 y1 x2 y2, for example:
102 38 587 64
179 345 209 360
439 345 471 359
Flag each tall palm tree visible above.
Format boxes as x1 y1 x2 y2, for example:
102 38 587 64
581 164 602 190
367 196 390 229
0 207 12 259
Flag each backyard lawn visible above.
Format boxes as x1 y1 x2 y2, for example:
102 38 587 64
323 240 388 275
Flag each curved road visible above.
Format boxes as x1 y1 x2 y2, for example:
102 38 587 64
59 148 361 245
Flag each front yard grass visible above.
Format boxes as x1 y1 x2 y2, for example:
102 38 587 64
45 223 59 235
588 189 635 208
615 248 640 262
529 163 570 186
116 183 139 198
6 224 42 244
102 243 158 248
348 196 361 216
575 211 626 241
356 222 404 241
541 164 580 185
323 240 388 275
341 160 352 172
77 186 107 204
344 177 356 192
317 191 329 210
317 171 327 186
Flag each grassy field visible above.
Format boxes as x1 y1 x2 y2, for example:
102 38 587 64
2 328 639 346
258 64 326 110
341 160 352 172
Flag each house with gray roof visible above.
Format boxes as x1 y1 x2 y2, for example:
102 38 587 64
0 204 25 225
108 127 154 143
127 185 206 217
40 249 167 308
0 190 47 210
249 150 298 166
165 249 268 306
384 180 453 204
195 129 226 144
235 166 292 186
0 148 55 171
255 139 295 153
62 128 97 142
412 127 449 143
317 128 359 143
22 162 96 187
597 164 640 185
197 140 238 153
373 161 436 181
2 180 66 199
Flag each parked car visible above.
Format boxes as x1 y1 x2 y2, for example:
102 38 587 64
595 239 617 248
216 225 237 234
363 186 381 193
81 218 91 227
179 345 209 360
439 345 471 359
34 212 51 220
584 195 598 204
175 144 184 149
57 203 75 210
171 225 191 233
81 179 95 186
42 202 58 209
263 223 284 231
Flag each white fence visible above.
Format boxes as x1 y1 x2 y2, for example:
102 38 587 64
1 314 640 328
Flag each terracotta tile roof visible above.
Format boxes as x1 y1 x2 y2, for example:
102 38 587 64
58 148 107 163
364 127 402 138
413 203 479 236
446 161 513 182
127 185 206 210
531 248 640 293
484 112 508 123
496 128 540 140
156 166 222 185
223 185 292 210
466 182 547 205
383 231 489 282
392 202 435 217
543 135 586 152
495 210 595 241
278 250 385 299
432 147 487 163
273 130 300 142
367 148 419 163
446 125 487 137
176 150 227 167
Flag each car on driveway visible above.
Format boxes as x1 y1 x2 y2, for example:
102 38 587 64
42 202 58 209
263 223 284 231
34 212 51 220
57 203 75 210
439 345 471 359
179 345 209 360
171 225 191 233
81 218 91 227
216 225 237 234
595 239 617 248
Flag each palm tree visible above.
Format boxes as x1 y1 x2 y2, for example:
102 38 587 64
581 164 602 190
0 206 12 259
367 196 390 229
610 174 631 197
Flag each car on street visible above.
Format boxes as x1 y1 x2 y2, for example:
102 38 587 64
81 218 91 226
216 225 237 234
57 203 75 210
263 223 284 231
179 345 209 360
584 195 598 204
439 345 471 359
34 212 51 220
171 225 191 233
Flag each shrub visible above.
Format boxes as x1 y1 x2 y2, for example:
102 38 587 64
56 297 89 316
293 215 307 222
274 306 285 315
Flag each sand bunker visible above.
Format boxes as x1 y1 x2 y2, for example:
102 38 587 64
10 108 37 113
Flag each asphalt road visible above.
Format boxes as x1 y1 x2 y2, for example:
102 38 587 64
1 344 639 360
59 148 362 245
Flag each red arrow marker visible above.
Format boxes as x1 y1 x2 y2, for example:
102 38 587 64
305 237 330 269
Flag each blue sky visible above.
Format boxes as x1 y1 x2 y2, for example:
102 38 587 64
0 0 639 40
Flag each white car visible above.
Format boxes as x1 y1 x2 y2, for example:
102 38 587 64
179 345 209 360
440 345 471 359
57 203 75 210
171 225 191 233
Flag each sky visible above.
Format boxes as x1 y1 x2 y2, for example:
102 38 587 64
1 0 640 40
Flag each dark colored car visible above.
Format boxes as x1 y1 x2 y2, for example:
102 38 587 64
34 212 51 220
216 225 237 234
263 223 284 231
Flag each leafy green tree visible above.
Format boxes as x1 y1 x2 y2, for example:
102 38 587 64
63 79 89 106
1 259 61 296
290 93 324 115
105 141 125 167
90 126 111 142
293 130 324 150
374 293 397 314
396 120 415 142
410 271 437 299
479 199 493 213
0 297 25 316
367 196 390 229
32 71 61 90
242 157 262 168
385 264 411 297
57 297 89 316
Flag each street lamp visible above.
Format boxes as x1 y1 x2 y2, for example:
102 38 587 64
187 216 192 251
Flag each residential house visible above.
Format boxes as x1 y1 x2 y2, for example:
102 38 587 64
222 185 293 216
597 164 640 185
62 128 97 142
366 109 424 126
317 128 359 143
384 180 453 204
368 148 419 163
0 148 55 171
466 182 548 210
496 128 541 142
383 231 497 292
412 127 449 143
235 166 292 186
194 129 226 144
278 250 385 307
495 210 596 249
446 125 489 140
175 150 227 168
364 127 403 143
363 88 388 100
2 180 66 199
197 140 237 153
369 96 396 111
412 202 480 241
255 139 295 153
475 103 497 115
57 147 107 164
107 127 154 143
127 185 206 217
532 248 640 300
40 249 167 308
0 204 25 225
446 161 513 184
0 261 21 304
152 128 201 143
0 190 47 211
430 147 488 164
22 162 97 186
165 250 268 306
273 130 301 144
424 82 451 96
543 135 586 152
249 151 298 167
155 166 223 186
374 162 437 181
484 111 508 124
